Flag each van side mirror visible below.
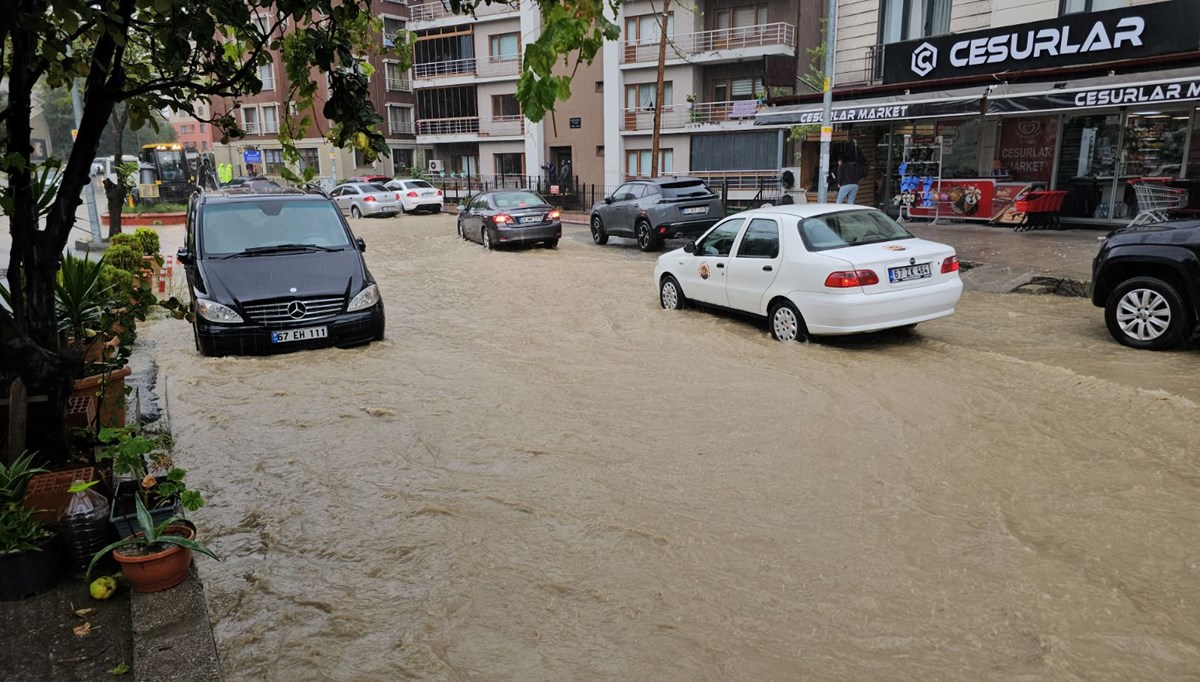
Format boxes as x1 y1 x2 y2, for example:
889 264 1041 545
177 246 194 264
356 237 366 252
683 241 696 254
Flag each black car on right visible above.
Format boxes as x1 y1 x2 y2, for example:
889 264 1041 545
1091 219 1200 350
589 176 723 252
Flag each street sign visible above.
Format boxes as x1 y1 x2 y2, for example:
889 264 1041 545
820 126 833 143
243 149 262 164
569 117 581 129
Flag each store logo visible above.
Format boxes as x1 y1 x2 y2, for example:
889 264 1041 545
911 43 938 77
947 17 1144 71
1017 120 1041 136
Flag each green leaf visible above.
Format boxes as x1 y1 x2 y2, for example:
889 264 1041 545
68 480 100 494
109 663 131 676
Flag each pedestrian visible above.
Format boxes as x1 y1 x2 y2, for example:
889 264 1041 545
836 158 865 204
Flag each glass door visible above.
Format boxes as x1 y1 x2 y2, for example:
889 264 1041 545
1055 113 1121 221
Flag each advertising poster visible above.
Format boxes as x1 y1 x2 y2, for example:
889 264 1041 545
908 179 996 220
997 116 1058 184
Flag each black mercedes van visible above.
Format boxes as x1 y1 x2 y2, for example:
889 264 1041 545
178 188 385 356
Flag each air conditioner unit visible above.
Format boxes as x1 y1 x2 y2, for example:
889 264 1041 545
778 167 806 205
428 159 444 172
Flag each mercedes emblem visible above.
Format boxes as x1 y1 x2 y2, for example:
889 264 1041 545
286 301 307 319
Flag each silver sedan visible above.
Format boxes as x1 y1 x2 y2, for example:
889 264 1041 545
331 182 403 219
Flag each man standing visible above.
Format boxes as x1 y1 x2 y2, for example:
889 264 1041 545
835 158 864 204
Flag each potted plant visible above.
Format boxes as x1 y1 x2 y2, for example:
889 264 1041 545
97 426 204 538
0 452 63 601
87 495 217 593
56 252 118 364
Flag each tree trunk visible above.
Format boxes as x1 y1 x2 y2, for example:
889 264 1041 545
106 106 129 237
650 0 671 178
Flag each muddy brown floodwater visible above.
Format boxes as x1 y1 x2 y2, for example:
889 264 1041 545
145 214 1200 681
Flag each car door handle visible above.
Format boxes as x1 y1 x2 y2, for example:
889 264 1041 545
763 265 773 272
716 263 725 269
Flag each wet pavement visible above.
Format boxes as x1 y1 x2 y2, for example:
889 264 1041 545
139 213 1198 680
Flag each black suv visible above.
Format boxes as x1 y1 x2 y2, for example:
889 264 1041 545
178 188 385 356
589 177 723 252
1091 219 1199 350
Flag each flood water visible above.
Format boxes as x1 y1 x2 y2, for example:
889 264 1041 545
145 215 1200 680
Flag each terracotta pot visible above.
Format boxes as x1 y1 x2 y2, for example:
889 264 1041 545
23 467 100 525
71 365 132 428
113 524 195 593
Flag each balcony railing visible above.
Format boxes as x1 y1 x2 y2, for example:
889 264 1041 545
477 55 521 78
623 23 795 63
621 100 761 131
413 58 476 79
386 76 413 92
480 115 524 136
416 116 480 135
243 122 260 135
410 0 514 22
389 120 415 135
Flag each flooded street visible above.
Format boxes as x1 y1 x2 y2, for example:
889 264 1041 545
145 214 1200 680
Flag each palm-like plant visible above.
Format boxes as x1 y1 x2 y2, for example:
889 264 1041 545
55 252 109 341
86 494 218 580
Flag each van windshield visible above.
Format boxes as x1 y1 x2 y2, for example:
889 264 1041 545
200 201 350 255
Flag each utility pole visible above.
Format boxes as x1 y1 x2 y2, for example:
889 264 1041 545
650 0 671 177
71 77 104 245
816 0 838 202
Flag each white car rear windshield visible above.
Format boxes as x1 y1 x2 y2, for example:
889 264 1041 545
798 210 914 251
408 180 434 189
201 201 350 254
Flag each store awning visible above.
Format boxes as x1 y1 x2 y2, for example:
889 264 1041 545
754 87 988 128
987 67 1200 115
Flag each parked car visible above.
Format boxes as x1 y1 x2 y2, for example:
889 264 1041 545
347 175 391 184
590 176 724 252
457 190 562 250
384 178 444 213
330 182 403 218
177 188 385 356
1091 218 1200 350
653 204 963 341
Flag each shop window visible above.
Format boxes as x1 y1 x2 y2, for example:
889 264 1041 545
1056 114 1123 220
1122 110 1189 179
995 116 1058 185
937 119 981 179
298 148 321 173
879 0 950 44
1059 0 1126 14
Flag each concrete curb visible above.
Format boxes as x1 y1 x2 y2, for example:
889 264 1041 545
131 565 222 682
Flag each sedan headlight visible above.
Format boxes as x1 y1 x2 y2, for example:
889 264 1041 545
196 298 243 324
347 283 380 311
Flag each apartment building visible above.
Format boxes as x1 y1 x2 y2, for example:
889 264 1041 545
166 102 217 153
757 0 1200 224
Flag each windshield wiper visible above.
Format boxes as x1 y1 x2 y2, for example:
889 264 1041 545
218 243 345 258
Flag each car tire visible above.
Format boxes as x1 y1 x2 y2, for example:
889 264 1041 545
659 275 686 310
542 239 559 249
351 206 362 219
1104 276 1193 350
636 220 659 252
482 227 493 251
769 299 808 343
432 206 442 214
590 214 609 245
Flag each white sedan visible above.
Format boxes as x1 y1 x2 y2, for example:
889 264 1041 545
384 178 444 213
653 204 963 341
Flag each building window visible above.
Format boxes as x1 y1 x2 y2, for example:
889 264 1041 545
494 153 525 176
387 105 413 134
392 148 414 172
879 0 950 44
1059 0 1125 13
180 124 193 134
625 13 674 44
713 5 767 30
258 63 275 90
595 81 604 93
452 154 478 175
385 62 411 91
263 149 284 174
260 105 279 134
625 82 673 110
489 32 520 61
625 148 673 177
491 94 521 118
596 145 605 157
712 77 763 103
298 148 321 173
383 17 406 47
241 107 259 135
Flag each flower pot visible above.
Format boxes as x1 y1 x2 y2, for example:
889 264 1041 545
0 533 63 601
112 525 194 593
72 366 132 429
110 479 181 539
23 467 100 525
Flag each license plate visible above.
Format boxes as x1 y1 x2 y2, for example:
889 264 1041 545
519 216 541 224
682 206 707 215
381 206 398 212
271 327 328 343
888 263 932 282
422 192 434 197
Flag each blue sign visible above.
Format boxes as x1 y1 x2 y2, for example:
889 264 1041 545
243 149 262 164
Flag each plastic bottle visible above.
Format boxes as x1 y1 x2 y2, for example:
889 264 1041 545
57 481 112 573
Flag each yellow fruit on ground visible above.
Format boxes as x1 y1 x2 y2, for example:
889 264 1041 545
90 576 117 600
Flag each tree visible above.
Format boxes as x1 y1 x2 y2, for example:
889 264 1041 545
39 85 174 160
1 0 623 459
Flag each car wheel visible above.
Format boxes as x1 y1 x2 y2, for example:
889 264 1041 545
542 239 559 249
769 300 807 343
482 227 493 251
1105 276 1192 350
590 215 609 245
432 206 442 214
660 275 686 310
636 220 659 252
351 206 362 219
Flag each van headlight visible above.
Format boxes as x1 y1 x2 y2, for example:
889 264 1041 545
196 298 243 323
347 283 380 311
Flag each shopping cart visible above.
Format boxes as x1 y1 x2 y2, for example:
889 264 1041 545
1128 182 1189 228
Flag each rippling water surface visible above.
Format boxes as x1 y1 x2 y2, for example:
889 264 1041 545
145 215 1200 680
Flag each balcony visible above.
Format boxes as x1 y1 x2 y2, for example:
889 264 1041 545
410 0 514 23
413 57 476 79
386 76 413 92
623 23 795 64
621 100 761 132
477 55 521 78
243 122 260 135
416 116 480 136
480 115 524 136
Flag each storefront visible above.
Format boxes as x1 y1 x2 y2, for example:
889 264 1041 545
756 0 1200 226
